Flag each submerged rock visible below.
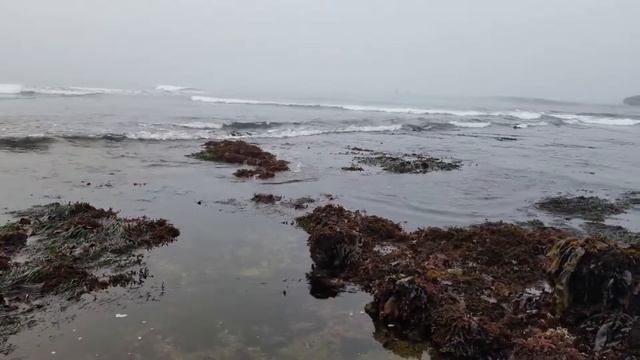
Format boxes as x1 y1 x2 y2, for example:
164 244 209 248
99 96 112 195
355 154 461 174
191 140 289 179
251 193 282 204
582 222 640 244
536 195 630 222
297 205 640 359
0 202 180 354
282 196 316 210
341 165 364 172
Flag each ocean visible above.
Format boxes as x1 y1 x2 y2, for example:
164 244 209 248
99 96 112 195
1 84 640 358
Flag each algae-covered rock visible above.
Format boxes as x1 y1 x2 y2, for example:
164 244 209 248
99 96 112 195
297 204 640 359
356 154 461 174
191 140 289 179
548 236 640 356
536 195 629 222
582 222 640 244
251 193 282 204
0 202 180 354
341 164 364 172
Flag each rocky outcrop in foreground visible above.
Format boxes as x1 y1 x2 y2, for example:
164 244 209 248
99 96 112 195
298 205 640 359
0 203 180 354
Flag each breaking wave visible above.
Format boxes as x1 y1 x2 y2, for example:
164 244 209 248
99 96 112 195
155 85 202 93
449 121 492 128
0 124 403 143
173 122 225 130
548 113 640 126
0 84 142 96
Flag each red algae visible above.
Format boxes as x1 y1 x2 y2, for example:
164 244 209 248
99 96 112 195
297 205 640 359
191 140 289 179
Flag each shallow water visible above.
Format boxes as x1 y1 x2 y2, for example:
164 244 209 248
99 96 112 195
1 91 640 359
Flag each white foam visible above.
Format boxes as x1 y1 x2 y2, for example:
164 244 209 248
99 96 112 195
69 87 141 95
191 96 492 116
491 110 543 120
338 104 485 116
117 125 399 140
449 121 491 128
124 130 212 140
514 121 549 129
190 96 556 120
21 86 141 96
155 85 201 93
173 121 224 129
0 84 23 94
191 96 295 106
550 113 640 126
225 124 403 139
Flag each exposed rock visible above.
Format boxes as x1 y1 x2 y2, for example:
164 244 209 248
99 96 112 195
341 165 364 172
251 193 282 204
0 202 180 354
191 140 289 179
582 222 640 244
297 204 640 359
356 154 461 174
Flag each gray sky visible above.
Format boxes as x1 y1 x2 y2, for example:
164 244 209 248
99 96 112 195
1 0 639 103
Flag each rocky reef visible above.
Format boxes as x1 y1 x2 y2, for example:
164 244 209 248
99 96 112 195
343 147 461 174
536 194 638 222
297 204 640 359
191 140 289 179
0 202 180 354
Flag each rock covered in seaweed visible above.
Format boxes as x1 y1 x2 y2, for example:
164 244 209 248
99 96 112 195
191 140 289 179
297 204 640 359
0 202 180 354
251 193 282 204
536 193 639 222
356 154 461 174
343 147 462 174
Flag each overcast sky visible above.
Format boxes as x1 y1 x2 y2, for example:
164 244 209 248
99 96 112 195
1 0 638 103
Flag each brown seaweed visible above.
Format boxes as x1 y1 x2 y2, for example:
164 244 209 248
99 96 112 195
0 202 180 354
191 140 289 179
297 205 640 359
